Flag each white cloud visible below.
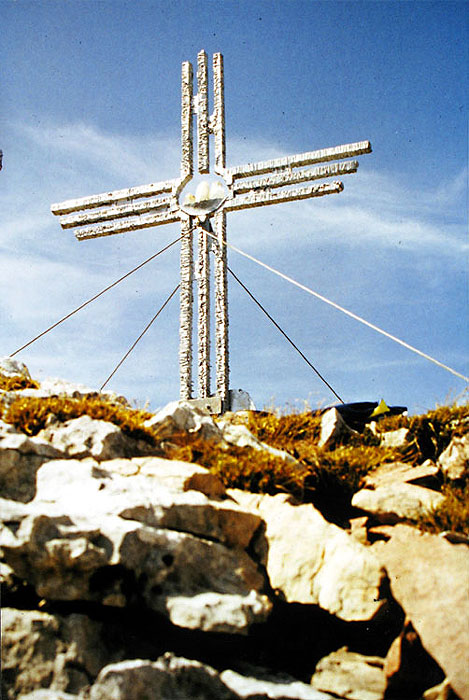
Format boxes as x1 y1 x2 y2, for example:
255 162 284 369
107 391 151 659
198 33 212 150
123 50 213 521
1 120 466 412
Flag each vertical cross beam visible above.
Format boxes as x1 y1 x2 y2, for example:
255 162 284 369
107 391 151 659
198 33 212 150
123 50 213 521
196 51 211 398
179 61 194 399
180 50 229 407
212 53 229 406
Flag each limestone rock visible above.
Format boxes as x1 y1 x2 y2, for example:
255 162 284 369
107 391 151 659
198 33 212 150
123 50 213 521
0 356 31 378
379 427 410 449
144 400 222 442
37 415 155 461
1 607 125 699
89 656 237 700
373 524 469 700
229 491 386 622
220 668 333 698
437 434 469 480
0 430 63 502
318 407 356 448
219 421 297 464
2 508 264 621
311 647 386 700
384 618 444 697
352 482 445 524
362 460 440 489
164 590 272 634
33 458 260 549
423 679 459 700
88 654 333 700
1 457 267 633
228 388 256 412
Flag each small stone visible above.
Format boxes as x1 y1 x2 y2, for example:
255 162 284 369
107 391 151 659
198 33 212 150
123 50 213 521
362 461 440 490
0 356 31 378
379 428 410 449
319 407 356 449
352 482 445 524
311 647 386 700
423 679 459 700
437 434 469 480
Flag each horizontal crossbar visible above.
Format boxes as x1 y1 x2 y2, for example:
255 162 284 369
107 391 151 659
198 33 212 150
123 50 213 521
225 181 344 211
51 178 178 215
226 141 371 180
75 209 180 240
233 161 358 194
59 196 172 229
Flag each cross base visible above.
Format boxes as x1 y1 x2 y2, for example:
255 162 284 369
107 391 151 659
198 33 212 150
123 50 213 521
184 388 255 414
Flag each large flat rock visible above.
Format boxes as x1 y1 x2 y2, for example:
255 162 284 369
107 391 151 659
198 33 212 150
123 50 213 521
229 491 387 622
373 524 469 700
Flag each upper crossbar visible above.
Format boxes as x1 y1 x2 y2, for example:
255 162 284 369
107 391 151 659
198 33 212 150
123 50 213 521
225 141 371 180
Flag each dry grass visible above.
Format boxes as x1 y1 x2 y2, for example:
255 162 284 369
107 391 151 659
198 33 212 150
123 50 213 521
415 472 469 537
0 374 40 392
3 394 157 445
165 410 404 525
3 368 467 533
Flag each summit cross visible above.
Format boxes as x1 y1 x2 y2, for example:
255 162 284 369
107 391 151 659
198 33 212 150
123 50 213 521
51 50 371 411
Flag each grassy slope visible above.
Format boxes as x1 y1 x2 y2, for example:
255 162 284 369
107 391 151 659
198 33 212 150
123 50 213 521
1 372 467 534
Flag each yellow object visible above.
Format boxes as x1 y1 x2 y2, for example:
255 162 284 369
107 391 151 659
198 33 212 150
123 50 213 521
370 399 390 418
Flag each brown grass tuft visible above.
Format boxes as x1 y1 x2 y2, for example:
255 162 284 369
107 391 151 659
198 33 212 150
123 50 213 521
4 394 157 445
0 373 40 392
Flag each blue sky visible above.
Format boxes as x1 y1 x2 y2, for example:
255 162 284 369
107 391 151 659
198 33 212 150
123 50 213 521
2 0 468 414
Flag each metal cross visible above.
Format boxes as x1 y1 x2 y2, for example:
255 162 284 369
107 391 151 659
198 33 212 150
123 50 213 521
51 50 371 411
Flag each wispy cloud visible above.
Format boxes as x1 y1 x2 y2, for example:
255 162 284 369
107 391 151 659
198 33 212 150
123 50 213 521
1 120 466 411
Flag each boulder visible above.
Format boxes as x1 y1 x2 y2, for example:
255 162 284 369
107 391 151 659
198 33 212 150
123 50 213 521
164 590 272 634
1 607 125 699
229 491 387 622
351 482 445 524
423 679 459 700
362 460 440 489
437 434 469 480
373 524 469 700
0 356 31 378
144 400 222 442
219 421 297 463
33 458 260 549
0 429 63 502
379 428 410 449
88 656 237 700
1 457 269 633
384 618 444 697
37 415 155 461
88 654 333 700
311 647 386 700
318 407 356 448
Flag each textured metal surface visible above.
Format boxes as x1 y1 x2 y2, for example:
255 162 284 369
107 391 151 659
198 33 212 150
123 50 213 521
181 61 193 178
232 161 358 194
197 50 209 174
74 209 179 240
179 215 193 400
197 224 211 397
226 181 344 212
213 210 229 406
212 53 226 173
226 141 371 179
59 196 172 229
51 178 177 215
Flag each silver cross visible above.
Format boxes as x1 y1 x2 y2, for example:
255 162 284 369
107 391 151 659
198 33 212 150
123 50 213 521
51 50 371 411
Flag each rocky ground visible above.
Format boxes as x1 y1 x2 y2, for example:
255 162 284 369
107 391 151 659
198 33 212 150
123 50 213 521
1 356 468 700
